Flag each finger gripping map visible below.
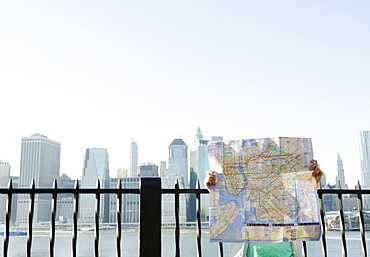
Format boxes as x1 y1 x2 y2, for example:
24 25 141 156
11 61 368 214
208 137 321 243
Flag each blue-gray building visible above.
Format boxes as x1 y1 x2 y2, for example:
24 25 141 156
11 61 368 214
80 148 110 223
16 134 61 223
169 139 188 188
109 177 140 223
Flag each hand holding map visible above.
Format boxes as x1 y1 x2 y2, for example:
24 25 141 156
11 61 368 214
309 160 323 185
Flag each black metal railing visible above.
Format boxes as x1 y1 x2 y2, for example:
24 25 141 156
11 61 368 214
1 178 370 257
318 182 370 257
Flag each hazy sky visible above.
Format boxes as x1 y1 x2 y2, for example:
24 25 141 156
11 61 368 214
1 1 369 188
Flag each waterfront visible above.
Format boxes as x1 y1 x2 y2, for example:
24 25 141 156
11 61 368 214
1 229 370 256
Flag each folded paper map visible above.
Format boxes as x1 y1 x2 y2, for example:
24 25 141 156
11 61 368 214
208 137 321 243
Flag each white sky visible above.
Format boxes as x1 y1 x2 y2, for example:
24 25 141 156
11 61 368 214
1 1 369 188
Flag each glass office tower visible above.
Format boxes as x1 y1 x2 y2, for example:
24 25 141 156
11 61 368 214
359 131 370 209
16 134 61 223
169 139 188 188
80 148 110 223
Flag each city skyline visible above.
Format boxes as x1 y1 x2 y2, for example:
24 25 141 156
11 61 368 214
0 130 368 188
1 1 370 189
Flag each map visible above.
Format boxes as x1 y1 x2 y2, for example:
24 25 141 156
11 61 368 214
208 137 321 243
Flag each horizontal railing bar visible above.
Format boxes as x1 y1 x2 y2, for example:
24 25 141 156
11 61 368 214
0 188 211 194
317 189 370 194
0 189 141 194
0 188 367 194
162 189 209 194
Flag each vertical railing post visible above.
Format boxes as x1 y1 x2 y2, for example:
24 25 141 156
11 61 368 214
94 180 101 257
72 180 79 257
50 179 57 257
196 180 202 257
175 179 180 257
337 181 347 257
116 179 122 257
302 241 307 257
357 182 367 257
140 177 161 257
27 179 36 257
3 179 13 257
318 185 327 257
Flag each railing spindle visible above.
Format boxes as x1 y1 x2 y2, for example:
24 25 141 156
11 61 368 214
318 184 327 257
95 180 101 257
175 179 180 257
72 180 79 257
3 179 13 257
27 179 35 257
116 179 122 257
196 180 202 257
337 181 347 257
50 179 57 257
218 242 224 257
302 241 307 257
357 182 367 257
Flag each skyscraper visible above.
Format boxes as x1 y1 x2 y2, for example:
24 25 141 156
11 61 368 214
80 148 110 223
169 138 188 188
129 140 138 177
56 174 75 222
108 177 140 224
190 127 211 220
160 161 187 224
337 154 347 189
359 131 370 209
17 134 61 223
0 161 10 222
359 131 370 189
139 162 158 177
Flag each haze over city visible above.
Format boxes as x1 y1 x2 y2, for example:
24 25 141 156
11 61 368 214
1 1 370 188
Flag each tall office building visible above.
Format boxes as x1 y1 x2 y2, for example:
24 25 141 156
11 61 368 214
9 176 19 223
0 161 10 222
160 161 187 224
139 163 158 177
56 174 75 223
359 131 370 189
129 140 138 177
17 134 61 223
187 169 197 222
190 127 211 221
80 148 110 223
190 127 210 188
169 138 188 188
337 154 347 189
359 131 370 209
109 177 140 223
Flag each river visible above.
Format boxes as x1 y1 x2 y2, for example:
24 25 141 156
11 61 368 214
1 229 370 256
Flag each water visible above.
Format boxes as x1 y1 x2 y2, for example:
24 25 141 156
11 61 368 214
1 229 370 256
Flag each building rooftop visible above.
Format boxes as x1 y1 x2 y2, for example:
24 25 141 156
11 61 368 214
169 138 187 146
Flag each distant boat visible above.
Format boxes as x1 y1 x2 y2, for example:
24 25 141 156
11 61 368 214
0 231 27 236
0 225 27 236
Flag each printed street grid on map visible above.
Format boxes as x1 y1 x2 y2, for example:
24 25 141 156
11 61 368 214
208 137 321 243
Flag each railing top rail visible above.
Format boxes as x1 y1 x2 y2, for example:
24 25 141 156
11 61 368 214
318 189 370 194
0 188 141 194
1 187 369 195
